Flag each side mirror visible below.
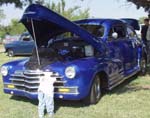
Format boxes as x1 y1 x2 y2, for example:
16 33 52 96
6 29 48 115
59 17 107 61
112 32 118 39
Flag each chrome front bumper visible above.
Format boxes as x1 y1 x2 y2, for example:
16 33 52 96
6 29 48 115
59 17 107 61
5 70 79 95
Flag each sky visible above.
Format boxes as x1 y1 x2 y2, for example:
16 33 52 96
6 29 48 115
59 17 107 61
1 0 148 25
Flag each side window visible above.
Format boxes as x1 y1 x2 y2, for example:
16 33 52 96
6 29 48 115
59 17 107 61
127 27 136 38
108 25 126 40
113 26 126 38
22 35 31 41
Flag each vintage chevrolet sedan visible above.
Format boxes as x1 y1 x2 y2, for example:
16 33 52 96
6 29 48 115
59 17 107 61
0 4 147 104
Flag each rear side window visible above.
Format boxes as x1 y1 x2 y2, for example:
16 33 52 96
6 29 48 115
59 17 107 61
127 26 136 38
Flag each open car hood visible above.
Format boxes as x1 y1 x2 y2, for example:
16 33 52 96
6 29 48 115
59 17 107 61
20 4 105 52
121 18 140 30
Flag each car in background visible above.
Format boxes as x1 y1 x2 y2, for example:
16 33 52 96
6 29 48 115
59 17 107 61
4 32 35 57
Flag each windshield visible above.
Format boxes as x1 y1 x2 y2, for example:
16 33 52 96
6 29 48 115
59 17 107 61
79 24 104 37
50 24 104 41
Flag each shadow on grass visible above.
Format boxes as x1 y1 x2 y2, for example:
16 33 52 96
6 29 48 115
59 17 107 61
10 96 38 105
10 95 87 113
109 63 150 95
146 65 150 75
109 74 150 95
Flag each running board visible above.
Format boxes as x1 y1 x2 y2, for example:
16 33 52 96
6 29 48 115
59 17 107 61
108 70 139 90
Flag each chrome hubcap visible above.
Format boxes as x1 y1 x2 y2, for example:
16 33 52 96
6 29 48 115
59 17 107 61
94 76 101 99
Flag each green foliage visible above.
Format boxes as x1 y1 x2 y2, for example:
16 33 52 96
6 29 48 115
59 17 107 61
44 0 89 20
8 19 26 35
127 0 150 12
0 0 33 8
139 17 148 24
0 0 88 38
0 9 5 22
0 0 84 8
0 19 26 38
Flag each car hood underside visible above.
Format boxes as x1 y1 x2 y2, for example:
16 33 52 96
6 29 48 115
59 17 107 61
20 4 105 52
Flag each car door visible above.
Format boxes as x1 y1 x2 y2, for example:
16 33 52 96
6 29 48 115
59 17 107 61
107 24 136 79
126 26 139 69
106 25 126 87
110 25 138 75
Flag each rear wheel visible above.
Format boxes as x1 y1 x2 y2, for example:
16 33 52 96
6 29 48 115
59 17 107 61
7 49 14 57
83 75 101 104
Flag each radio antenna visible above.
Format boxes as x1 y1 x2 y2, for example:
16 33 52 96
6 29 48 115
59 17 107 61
31 19 41 67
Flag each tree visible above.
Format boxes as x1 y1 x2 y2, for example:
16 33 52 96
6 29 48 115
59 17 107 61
0 9 5 23
139 17 148 24
0 0 33 8
0 0 89 21
44 0 89 20
0 19 26 38
0 0 89 37
0 0 84 8
8 19 26 35
126 0 150 12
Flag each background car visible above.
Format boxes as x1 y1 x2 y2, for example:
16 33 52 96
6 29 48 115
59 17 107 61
4 32 35 57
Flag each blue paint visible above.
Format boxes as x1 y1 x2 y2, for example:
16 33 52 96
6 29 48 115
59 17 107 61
1 4 146 101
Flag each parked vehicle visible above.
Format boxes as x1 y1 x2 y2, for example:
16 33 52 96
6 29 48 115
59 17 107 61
4 32 35 57
0 4 147 104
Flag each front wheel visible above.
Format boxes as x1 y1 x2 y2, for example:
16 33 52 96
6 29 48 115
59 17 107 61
83 75 101 104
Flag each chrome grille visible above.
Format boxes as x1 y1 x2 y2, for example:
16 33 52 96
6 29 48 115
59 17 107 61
10 70 65 93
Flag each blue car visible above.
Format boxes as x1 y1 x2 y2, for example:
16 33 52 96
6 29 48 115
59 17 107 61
4 32 35 57
0 4 147 104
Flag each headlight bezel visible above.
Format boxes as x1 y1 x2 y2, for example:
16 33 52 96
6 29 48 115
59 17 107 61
0 66 8 76
65 66 76 79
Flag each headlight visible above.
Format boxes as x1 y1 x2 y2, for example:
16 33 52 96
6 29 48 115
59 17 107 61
0 66 8 76
65 66 76 79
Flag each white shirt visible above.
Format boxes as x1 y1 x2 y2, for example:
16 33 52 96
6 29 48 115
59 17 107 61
146 25 150 41
38 72 56 97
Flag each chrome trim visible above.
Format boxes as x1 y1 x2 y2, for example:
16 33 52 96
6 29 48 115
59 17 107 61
4 88 37 94
7 70 78 95
10 78 24 82
108 70 140 90
4 86 79 95
54 92 79 95
10 78 39 84
54 86 78 89
13 83 39 89
11 74 41 79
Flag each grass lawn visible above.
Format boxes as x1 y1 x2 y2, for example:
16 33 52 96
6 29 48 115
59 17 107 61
0 45 150 118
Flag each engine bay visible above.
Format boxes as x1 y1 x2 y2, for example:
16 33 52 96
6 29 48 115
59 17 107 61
25 38 96 70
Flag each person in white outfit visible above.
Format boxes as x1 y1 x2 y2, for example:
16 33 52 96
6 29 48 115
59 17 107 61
38 70 56 118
